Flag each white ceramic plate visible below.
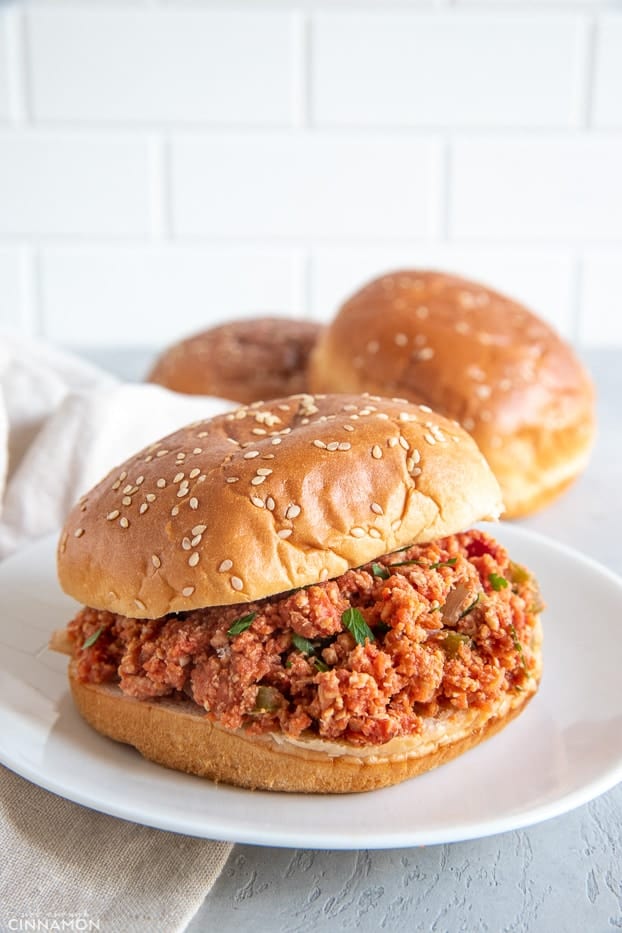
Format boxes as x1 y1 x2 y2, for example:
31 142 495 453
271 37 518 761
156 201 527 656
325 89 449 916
1 526 621 849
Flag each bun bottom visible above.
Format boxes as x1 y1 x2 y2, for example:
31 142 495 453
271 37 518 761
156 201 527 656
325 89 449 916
68 634 541 794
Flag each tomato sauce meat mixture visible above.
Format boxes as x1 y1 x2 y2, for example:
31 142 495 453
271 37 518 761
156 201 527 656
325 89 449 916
67 529 543 746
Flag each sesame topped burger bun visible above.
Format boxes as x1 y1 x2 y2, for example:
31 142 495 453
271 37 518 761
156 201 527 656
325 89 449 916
52 393 543 794
308 270 596 519
147 317 323 405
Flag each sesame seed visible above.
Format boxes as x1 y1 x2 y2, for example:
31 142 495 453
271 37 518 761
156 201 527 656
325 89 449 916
252 428 267 436
327 441 339 451
388 437 398 448
192 524 207 535
139 503 149 515
182 538 191 550
251 496 265 508
286 504 301 519
251 476 266 486
244 450 260 459
371 502 384 515
256 468 273 476
342 404 357 412
424 433 436 445
399 412 414 423
197 431 209 439
111 480 121 491
226 477 240 484
455 321 470 335
466 365 485 382
313 440 327 449
188 553 200 568
189 468 200 479
412 467 422 477
416 305 429 319
193 448 202 455
278 404 291 412
266 497 275 511
391 519 402 531
119 471 127 480
369 528 382 539
136 476 144 485
146 493 156 502
152 555 161 569
123 484 133 495
372 445 382 459
463 417 475 431
106 510 120 521
367 340 379 354
171 506 179 517
375 412 390 420
350 527 365 538
156 450 168 458
230 577 244 592
411 449 421 464
271 437 282 446
277 529 292 539
219 559 233 573
173 472 185 484
419 405 432 413
415 347 435 361
191 534 202 547
476 384 492 400
343 424 354 433
338 442 351 451
319 568 329 582
398 436 409 450
177 487 188 498
394 333 408 347
480 410 492 422
499 378 512 391
189 497 199 510
122 496 132 506
119 517 129 529
182 586 195 597
74 528 85 538
157 479 166 488
176 453 186 461
135 599 146 611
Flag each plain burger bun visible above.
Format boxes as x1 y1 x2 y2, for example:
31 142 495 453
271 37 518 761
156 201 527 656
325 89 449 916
308 270 596 518
54 393 544 794
147 317 323 404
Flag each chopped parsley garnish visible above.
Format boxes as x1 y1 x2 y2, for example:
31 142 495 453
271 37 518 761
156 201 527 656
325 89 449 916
392 557 457 570
227 611 257 636
342 607 375 645
393 544 414 553
430 558 458 570
509 623 528 674
458 593 481 619
291 632 330 673
442 631 471 658
82 626 104 650
371 562 390 580
489 572 509 591
291 633 316 655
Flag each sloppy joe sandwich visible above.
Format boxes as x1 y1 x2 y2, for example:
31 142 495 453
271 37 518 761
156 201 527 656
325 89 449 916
309 270 595 518
148 317 322 404
52 393 543 794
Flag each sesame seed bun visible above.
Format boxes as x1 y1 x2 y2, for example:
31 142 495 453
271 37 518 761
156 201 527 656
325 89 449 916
57 393 503 619
147 317 323 405
308 271 596 519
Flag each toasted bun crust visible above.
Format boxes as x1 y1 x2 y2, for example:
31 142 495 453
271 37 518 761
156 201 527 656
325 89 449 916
147 317 323 404
57 393 503 618
308 271 596 518
67 621 541 793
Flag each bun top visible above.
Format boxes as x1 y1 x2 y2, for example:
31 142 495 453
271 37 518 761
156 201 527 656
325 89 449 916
147 317 323 404
58 393 503 619
308 270 595 517
309 270 592 443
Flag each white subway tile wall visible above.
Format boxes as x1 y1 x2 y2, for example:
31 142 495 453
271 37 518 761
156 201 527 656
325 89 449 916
0 2 620 349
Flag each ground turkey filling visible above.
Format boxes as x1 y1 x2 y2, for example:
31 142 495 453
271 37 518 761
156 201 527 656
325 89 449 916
67 530 542 746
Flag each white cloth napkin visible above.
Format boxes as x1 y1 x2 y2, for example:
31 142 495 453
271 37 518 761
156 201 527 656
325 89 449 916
0 335 235 932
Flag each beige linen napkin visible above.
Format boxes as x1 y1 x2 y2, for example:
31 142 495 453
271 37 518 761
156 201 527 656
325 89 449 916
0 336 235 932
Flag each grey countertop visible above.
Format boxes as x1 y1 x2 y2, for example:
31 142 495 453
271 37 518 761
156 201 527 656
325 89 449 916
81 346 622 933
